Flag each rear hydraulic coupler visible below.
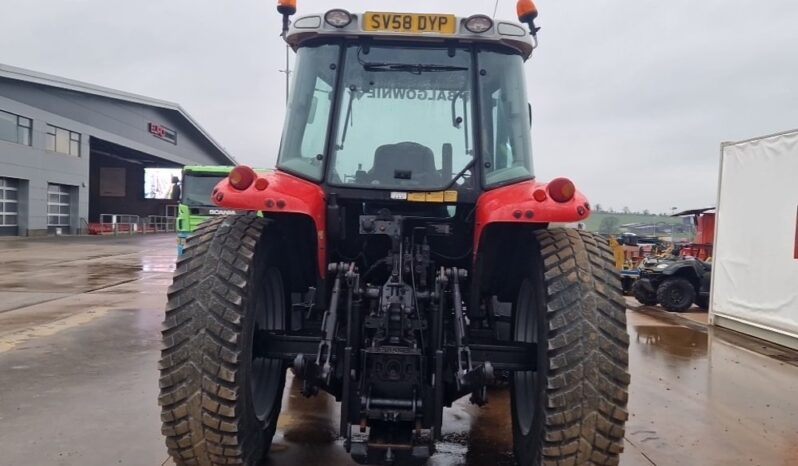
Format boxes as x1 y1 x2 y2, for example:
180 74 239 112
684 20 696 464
447 267 494 405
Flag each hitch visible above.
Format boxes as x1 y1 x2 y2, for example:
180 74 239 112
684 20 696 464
294 262 355 396
447 267 494 406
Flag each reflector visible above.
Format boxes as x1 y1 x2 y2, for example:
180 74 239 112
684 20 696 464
254 177 270 191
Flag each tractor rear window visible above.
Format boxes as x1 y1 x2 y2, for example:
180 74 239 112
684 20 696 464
328 45 474 190
477 49 534 187
277 44 340 181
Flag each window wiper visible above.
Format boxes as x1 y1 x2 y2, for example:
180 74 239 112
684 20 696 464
362 62 468 74
337 87 356 149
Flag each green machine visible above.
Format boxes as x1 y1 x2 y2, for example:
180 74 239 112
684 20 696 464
176 165 236 255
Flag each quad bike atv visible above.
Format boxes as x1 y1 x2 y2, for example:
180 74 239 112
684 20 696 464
158 2 630 465
633 256 711 311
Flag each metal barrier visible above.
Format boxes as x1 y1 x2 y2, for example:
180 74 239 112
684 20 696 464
99 214 140 235
145 215 176 233
91 213 177 235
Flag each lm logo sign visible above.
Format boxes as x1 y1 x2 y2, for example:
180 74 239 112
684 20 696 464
148 123 178 145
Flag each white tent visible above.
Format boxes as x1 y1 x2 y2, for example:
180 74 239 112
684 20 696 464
711 129 798 350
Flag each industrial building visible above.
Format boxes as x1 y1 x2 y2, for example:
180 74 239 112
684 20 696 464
0 64 235 236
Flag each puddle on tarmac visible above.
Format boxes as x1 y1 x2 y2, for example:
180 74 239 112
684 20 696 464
273 374 519 466
139 256 176 273
632 325 708 359
433 388 516 466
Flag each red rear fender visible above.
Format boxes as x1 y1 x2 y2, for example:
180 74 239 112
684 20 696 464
212 169 327 277
474 179 591 251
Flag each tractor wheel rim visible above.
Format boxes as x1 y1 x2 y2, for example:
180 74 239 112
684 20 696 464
251 266 284 423
513 279 538 437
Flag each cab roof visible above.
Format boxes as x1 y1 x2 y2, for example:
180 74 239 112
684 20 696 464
286 11 535 60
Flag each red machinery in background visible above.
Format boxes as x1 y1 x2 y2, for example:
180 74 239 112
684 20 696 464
672 207 715 261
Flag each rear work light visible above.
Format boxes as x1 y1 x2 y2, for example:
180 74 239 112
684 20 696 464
229 166 257 191
547 177 576 203
464 15 493 33
325 9 352 28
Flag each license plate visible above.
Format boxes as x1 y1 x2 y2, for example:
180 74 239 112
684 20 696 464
364 12 457 35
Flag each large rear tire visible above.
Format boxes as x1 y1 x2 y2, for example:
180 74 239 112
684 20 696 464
511 229 629 466
159 215 287 465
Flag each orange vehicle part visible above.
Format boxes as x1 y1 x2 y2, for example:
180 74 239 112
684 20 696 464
695 211 715 245
211 170 327 277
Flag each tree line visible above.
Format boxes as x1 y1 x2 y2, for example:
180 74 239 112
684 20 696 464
593 204 673 216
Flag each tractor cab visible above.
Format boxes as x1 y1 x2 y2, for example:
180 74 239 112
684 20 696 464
277 9 536 206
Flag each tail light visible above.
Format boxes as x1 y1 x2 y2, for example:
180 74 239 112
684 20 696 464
547 177 575 203
229 166 257 191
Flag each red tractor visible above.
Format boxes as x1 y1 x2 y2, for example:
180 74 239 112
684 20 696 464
158 2 629 465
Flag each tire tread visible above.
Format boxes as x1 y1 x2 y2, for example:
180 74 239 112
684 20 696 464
533 228 630 466
158 215 275 466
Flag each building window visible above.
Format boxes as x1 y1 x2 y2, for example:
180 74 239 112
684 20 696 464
0 178 19 227
47 183 71 227
46 124 81 156
0 109 32 146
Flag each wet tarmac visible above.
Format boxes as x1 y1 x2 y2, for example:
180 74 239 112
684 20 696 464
1 234 797 466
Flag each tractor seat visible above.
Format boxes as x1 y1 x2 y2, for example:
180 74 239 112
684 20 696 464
368 142 438 185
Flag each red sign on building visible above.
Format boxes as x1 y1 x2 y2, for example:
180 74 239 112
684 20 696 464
148 123 178 145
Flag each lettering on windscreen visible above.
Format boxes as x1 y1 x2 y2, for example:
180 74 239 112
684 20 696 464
365 89 469 101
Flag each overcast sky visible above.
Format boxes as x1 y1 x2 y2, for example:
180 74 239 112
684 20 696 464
2 0 796 212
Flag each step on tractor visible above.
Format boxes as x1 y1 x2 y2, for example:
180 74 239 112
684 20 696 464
158 1 630 465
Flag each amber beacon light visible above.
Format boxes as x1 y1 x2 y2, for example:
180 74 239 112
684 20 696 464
277 0 296 15
516 0 540 36
277 0 297 35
